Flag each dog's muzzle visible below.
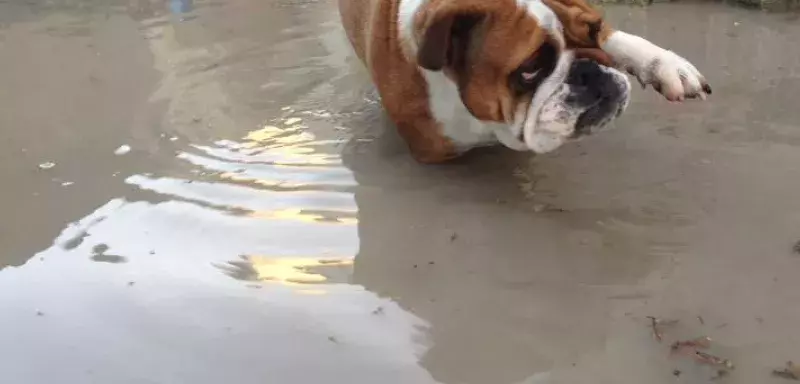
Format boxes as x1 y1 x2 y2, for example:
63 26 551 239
529 59 631 153
565 59 631 136
499 53 631 154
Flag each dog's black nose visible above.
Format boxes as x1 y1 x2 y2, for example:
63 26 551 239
565 59 627 135
565 59 620 106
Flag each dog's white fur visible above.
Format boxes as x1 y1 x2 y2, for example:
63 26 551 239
397 0 707 153
602 31 707 100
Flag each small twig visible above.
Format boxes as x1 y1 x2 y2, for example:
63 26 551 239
694 351 734 370
669 336 734 377
647 316 663 342
698 315 705 325
671 337 712 353
646 316 678 343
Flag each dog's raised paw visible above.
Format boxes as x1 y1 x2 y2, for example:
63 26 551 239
604 31 711 103
635 49 711 102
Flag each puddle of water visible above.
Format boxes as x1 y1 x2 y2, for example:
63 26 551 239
0 101 438 384
0 1 441 382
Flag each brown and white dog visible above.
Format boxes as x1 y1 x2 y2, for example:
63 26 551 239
338 0 711 163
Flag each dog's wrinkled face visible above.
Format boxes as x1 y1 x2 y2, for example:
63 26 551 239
414 0 631 153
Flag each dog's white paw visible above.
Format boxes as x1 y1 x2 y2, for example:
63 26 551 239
631 49 712 101
604 31 712 102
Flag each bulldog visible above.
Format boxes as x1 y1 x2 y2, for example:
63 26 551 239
338 0 712 163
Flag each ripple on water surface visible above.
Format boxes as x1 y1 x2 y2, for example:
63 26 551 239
0 112 438 384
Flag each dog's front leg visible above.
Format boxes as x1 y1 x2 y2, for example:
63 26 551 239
602 31 712 102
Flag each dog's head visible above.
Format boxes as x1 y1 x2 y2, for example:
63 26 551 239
410 0 631 153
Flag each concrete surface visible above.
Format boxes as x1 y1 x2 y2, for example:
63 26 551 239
1 1 799 383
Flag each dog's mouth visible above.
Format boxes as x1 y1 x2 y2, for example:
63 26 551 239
495 54 631 154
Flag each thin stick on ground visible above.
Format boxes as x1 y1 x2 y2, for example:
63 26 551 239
647 316 662 342
671 337 712 353
646 316 678 343
694 351 735 370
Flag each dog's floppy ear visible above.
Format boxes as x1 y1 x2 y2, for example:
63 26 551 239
415 0 494 71
542 0 612 48
417 13 485 71
417 14 456 70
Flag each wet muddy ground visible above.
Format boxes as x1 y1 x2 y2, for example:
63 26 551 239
1 1 800 383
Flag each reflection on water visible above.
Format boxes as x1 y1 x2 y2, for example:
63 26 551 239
145 117 359 292
0 0 437 377
219 255 354 286
0 108 438 383
124 112 360 281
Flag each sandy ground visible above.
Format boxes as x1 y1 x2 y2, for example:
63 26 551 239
1 1 800 383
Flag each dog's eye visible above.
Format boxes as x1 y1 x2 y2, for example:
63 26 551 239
510 42 558 93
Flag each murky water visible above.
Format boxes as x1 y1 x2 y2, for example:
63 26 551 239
1 1 800 383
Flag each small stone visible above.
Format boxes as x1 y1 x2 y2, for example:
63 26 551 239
38 162 56 170
114 145 131 155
